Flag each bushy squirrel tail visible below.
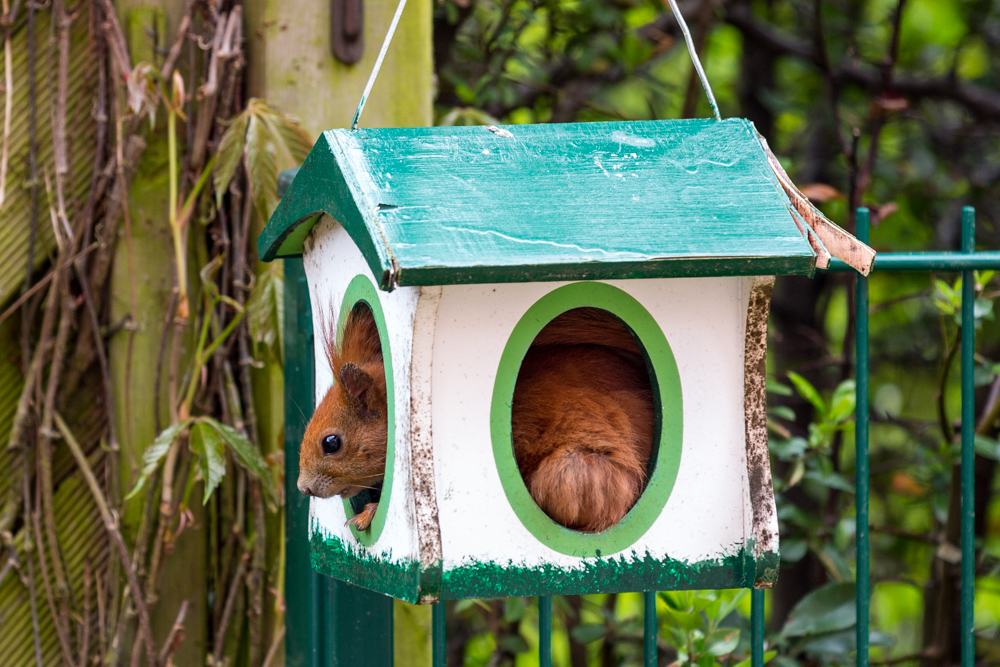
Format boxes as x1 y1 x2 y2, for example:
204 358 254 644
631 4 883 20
527 439 646 533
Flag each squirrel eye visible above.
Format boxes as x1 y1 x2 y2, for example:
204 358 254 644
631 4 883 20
321 434 342 455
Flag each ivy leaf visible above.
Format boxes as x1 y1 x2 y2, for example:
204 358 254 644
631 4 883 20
246 111 279 221
258 103 313 165
214 111 249 208
190 421 227 504
213 99 311 218
126 420 191 500
246 263 285 365
201 417 278 507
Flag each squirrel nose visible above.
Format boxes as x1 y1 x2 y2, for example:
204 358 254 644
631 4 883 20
297 479 315 496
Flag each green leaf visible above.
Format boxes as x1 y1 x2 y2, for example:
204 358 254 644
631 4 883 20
780 538 808 563
768 405 796 421
246 112 279 221
503 597 527 623
827 379 856 424
246 263 285 365
202 417 279 506
499 635 529 654
126 420 191 500
799 628 855 656
782 582 856 638
803 469 855 493
214 111 249 208
717 589 749 620
705 628 740 656
664 608 704 632
819 544 853 581
974 297 994 327
453 598 491 614
767 380 793 396
571 624 608 644
659 591 685 611
733 650 776 667
974 435 1000 461
770 437 807 460
786 372 825 415
190 421 227 504
257 102 313 166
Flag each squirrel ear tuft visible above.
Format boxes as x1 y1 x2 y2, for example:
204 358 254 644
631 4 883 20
339 363 374 400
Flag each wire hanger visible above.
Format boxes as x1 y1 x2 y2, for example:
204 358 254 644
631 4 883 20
350 0 721 130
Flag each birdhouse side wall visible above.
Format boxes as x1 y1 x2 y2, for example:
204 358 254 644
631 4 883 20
428 277 768 599
302 215 422 601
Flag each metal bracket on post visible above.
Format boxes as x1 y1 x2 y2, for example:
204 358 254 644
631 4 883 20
332 0 364 64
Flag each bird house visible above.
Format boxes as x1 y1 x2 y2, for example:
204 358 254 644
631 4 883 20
259 118 874 604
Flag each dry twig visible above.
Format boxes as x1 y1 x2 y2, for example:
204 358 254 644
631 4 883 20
54 412 160 667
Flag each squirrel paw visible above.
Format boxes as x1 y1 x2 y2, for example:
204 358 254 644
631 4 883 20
347 503 378 531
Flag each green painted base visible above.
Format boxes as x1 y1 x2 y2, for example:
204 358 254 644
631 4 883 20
310 532 421 603
310 532 779 603
440 547 774 599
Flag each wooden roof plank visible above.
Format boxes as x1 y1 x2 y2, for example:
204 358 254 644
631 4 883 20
260 118 825 287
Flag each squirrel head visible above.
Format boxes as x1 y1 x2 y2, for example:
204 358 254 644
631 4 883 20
297 304 388 500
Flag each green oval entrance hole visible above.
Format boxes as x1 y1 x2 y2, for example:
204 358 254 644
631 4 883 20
490 283 683 558
338 275 394 547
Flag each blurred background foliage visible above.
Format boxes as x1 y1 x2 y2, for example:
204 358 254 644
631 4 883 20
431 0 1000 665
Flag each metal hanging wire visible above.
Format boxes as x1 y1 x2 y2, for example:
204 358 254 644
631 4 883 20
351 0 409 130
664 0 721 121
352 0 722 129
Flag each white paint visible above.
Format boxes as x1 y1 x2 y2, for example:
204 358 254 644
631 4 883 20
431 278 753 572
409 285 444 599
302 215 420 567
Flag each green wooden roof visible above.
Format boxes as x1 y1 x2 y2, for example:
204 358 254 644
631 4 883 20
259 118 821 289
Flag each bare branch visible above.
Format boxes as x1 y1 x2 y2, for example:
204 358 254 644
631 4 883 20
54 413 160 667
725 5 1000 120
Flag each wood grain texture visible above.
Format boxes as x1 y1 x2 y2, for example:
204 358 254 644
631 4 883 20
742 276 780 587
261 119 820 286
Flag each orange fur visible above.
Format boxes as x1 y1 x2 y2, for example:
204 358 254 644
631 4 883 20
297 304 389 502
512 308 654 532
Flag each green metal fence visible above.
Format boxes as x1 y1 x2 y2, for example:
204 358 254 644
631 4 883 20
283 207 991 667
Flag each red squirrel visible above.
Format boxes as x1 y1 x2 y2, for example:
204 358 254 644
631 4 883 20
297 304 654 533
297 304 387 531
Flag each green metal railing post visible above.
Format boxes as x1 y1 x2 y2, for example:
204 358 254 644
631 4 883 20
960 207 976 667
644 591 657 667
284 258 330 667
433 601 446 667
539 596 552 667
855 209 871 667
751 589 765 667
